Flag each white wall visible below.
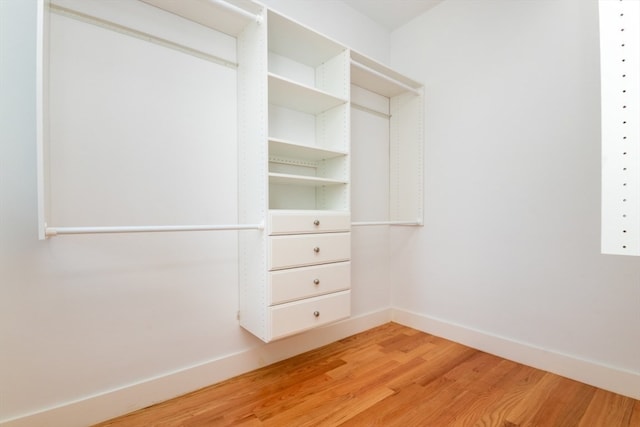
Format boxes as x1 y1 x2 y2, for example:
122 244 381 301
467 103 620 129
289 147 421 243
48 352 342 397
0 1 392 425
390 0 640 397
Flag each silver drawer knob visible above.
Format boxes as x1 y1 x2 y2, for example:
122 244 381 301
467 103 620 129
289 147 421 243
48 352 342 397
313 279 320 285
313 219 320 226
313 247 320 253
313 311 320 317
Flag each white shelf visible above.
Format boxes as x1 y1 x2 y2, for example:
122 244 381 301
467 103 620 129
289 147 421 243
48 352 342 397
351 63 414 98
269 138 346 162
141 0 262 36
350 51 422 97
268 73 347 114
269 173 347 186
268 10 345 67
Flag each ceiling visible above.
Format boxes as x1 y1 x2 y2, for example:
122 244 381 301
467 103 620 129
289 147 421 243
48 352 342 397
341 0 444 30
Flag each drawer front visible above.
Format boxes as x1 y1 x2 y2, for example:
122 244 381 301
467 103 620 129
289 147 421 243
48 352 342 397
269 233 350 270
269 261 350 305
269 211 350 235
269 290 350 340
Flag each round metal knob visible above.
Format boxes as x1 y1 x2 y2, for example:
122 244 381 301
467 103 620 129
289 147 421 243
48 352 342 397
313 219 320 226
313 311 320 317
313 247 320 253
313 279 320 285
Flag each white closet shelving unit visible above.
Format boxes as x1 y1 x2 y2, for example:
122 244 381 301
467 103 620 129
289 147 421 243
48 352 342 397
266 11 350 213
38 0 424 342
350 52 424 227
238 9 352 342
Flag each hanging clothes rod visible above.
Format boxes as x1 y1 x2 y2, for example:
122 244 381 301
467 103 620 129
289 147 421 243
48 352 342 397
45 223 264 237
50 4 238 69
351 102 391 119
207 0 263 23
351 60 421 96
351 221 422 227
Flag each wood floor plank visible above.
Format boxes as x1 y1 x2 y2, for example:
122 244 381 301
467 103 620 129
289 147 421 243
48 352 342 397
578 388 640 427
94 323 640 427
263 383 394 427
525 376 597 427
326 343 392 379
447 360 524 426
411 352 518 426
413 343 479 388
470 364 548 426
502 372 564 426
631 399 640 426
338 382 439 426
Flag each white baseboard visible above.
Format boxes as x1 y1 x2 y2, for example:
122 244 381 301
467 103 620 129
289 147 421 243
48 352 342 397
392 308 640 400
0 309 392 427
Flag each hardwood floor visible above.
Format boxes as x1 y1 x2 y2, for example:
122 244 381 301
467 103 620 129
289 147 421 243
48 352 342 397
94 323 640 426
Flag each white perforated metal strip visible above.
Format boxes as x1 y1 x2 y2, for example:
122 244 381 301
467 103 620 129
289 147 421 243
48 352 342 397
600 0 640 255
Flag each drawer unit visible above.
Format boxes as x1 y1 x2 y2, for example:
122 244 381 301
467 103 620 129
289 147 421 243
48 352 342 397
269 290 351 340
244 209 351 341
269 261 350 305
269 211 350 235
268 232 350 270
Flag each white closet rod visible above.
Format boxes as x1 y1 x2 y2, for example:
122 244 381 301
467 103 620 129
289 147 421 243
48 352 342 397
46 221 420 235
206 0 263 23
351 221 422 226
351 102 391 119
45 223 264 237
350 60 421 96
50 4 238 69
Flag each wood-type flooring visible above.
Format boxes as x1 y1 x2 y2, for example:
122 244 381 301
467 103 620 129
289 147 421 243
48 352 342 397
95 322 640 426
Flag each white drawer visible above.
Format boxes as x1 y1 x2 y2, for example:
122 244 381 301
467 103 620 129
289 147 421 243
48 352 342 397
269 261 350 305
268 232 350 270
269 211 350 235
269 290 350 340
